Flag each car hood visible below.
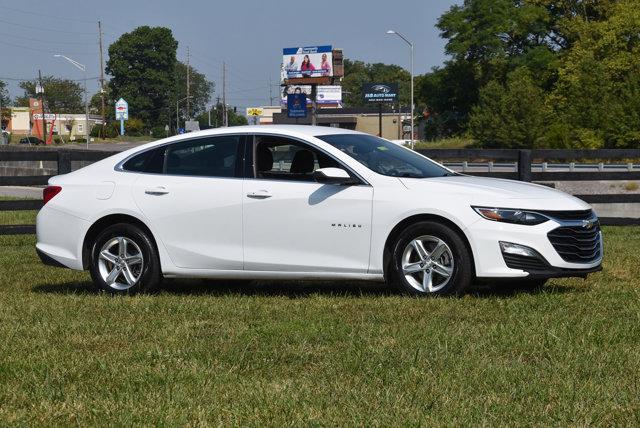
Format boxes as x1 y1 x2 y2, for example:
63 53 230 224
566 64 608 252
399 175 591 211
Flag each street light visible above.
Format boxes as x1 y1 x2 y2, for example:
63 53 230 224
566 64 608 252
386 30 414 149
176 96 193 134
54 54 90 148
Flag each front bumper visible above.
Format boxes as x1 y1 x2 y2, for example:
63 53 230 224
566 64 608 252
468 216 603 279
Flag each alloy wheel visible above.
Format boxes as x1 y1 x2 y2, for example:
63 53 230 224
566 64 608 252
97 237 144 290
401 235 454 293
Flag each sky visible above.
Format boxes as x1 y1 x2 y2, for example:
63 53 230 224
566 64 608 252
0 0 459 109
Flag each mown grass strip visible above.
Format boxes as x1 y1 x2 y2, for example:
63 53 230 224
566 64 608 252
0 227 638 425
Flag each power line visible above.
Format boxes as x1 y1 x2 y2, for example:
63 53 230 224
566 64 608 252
0 39 94 55
0 18 96 35
0 75 100 82
0 4 98 24
0 31 99 46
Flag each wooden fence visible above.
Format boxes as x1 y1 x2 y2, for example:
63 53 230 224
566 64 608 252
1 147 639 235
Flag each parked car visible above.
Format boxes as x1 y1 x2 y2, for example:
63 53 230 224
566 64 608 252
36 126 602 295
19 136 45 145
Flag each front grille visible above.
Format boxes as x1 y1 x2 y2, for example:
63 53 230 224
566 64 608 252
503 253 549 271
548 226 601 263
539 209 594 221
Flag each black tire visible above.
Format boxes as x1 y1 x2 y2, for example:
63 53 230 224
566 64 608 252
388 221 474 296
89 223 161 294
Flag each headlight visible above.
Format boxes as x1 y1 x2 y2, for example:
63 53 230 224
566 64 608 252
472 207 548 225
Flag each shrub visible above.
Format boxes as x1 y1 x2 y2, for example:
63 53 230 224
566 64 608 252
150 126 168 139
125 118 144 136
90 123 119 139
625 182 639 191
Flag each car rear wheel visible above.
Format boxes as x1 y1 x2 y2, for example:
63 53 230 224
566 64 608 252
389 221 473 296
89 223 161 294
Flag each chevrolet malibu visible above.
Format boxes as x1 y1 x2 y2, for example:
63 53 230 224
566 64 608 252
36 126 602 295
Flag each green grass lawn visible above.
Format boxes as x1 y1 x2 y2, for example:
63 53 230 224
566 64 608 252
0 228 639 425
0 210 37 225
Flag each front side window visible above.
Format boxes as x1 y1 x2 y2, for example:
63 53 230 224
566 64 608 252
317 134 453 178
254 136 339 181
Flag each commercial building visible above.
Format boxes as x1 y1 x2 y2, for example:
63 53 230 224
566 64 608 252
3 106 101 140
272 106 412 140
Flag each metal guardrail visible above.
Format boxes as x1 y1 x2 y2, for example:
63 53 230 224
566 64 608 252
1 147 639 235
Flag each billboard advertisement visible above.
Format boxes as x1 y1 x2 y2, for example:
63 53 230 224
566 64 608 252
281 85 342 105
363 83 399 103
282 45 333 80
287 94 308 118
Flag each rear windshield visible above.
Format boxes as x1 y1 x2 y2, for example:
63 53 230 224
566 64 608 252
317 134 453 178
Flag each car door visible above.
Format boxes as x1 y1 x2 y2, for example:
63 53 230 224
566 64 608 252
129 134 245 270
242 134 374 273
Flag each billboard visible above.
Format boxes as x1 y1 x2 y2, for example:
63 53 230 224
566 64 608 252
281 85 342 105
282 45 333 80
363 83 399 103
287 94 307 118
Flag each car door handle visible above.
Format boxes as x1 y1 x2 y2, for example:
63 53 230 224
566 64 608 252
145 187 169 196
246 190 272 199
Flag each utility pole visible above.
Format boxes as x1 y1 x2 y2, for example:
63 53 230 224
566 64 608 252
215 96 220 127
310 84 317 126
98 21 106 136
222 62 228 127
186 46 190 120
38 70 46 142
269 76 275 106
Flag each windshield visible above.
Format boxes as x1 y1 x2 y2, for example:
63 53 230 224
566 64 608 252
317 134 453 178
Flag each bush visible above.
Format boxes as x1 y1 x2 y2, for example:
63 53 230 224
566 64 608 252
90 123 119 139
125 118 144 136
150 126 168 139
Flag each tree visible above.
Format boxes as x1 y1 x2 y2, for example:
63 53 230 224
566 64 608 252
15 76 84 113
342 59 411 107
417 60 479 139
173 61 214 125
0 80 9 129
89 85 113 117
468 68 551 148
106 26 178 128
0 80 9 106
549 0 640 148
196 102 247 129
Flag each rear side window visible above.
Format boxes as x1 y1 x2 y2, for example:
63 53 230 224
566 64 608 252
166 136 242 177
121 136 243 177
121 147 165 174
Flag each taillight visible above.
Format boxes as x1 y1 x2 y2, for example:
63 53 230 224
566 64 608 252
43 186 62 205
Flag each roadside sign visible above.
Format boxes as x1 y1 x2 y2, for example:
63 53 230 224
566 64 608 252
115 98 128 136
287 93 307 118
363 83 399 103
115 98 129 120
246 108 263 116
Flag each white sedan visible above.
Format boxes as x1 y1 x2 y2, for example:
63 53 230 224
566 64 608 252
36 126 602 295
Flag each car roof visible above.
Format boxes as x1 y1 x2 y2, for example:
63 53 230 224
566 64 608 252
113 125 366 162
174 125 362 139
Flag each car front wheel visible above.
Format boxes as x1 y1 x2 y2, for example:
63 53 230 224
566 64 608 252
389 221 473 296
89 223 161 294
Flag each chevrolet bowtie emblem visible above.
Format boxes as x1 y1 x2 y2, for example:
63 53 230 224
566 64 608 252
582 219 595 229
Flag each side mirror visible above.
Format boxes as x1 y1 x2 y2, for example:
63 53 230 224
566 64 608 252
313 167 358 185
